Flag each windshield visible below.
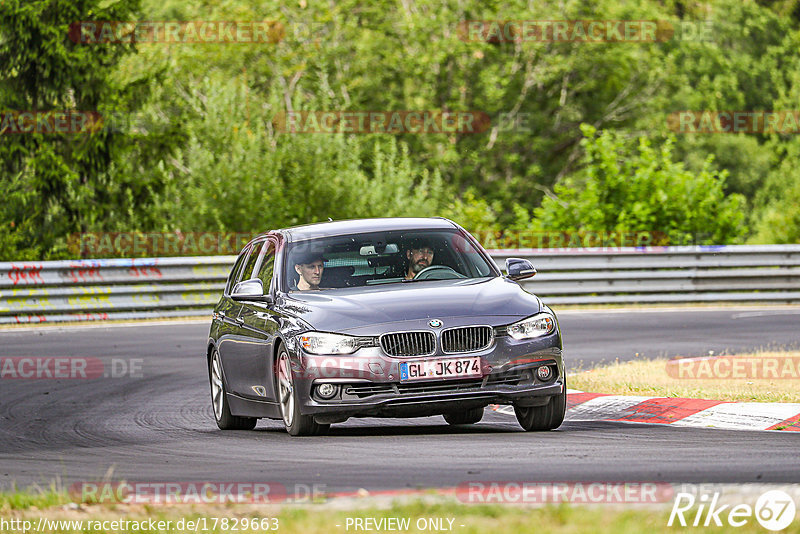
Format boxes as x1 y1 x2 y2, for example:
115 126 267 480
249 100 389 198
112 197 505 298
284 229 496 291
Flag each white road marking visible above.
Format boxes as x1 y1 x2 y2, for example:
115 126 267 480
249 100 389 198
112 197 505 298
566 395 656 420
732 310 800 319
672 403 800 430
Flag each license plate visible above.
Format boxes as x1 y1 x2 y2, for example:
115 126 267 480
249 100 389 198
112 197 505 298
399 356 482 382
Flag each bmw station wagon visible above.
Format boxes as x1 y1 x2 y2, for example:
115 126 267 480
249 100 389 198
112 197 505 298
207 218 565 436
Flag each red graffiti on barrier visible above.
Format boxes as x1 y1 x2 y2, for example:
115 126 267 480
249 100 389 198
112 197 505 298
63 264 103 284
69 313 110 322
7 264 45 286
127 266 162 278
14 314 47 324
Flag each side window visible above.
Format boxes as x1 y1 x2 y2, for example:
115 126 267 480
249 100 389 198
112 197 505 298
225 246 251 294
240 241 264 281
257 242 276 293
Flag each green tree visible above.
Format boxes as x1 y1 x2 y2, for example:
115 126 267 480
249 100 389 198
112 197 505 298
137 0 673 225
749 136 800 244
4 0 797 258
157 77 450 235
0 0 178 259
532 125 746 245
660 0 800 221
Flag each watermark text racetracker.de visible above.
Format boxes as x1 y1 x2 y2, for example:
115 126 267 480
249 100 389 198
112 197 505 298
668 111 800 134
0 357 143 380
67 229 702 258
0 111 101 135
273 110 491 134
456 481 675 504
67 20 329 44
69 481 325 504
68 231 258 257
458 20 715 43
666 355 800 380
1 517 279 533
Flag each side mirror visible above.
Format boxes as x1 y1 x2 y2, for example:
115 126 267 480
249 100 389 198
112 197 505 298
231 279 274 304
505 258 537 281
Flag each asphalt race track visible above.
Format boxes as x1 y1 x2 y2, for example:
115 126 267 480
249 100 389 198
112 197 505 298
1 307 799 492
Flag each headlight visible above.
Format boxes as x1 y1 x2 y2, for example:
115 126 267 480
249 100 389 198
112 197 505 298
297 332 375 355
507 312 556 340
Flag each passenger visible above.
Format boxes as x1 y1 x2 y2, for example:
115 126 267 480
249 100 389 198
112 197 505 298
404 238 435 280
294 252 325 290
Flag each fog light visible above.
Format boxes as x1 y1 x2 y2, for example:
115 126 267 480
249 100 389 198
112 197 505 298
536 365 553 381
316 383 338 399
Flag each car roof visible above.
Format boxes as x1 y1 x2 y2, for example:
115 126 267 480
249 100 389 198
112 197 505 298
277 217 459 242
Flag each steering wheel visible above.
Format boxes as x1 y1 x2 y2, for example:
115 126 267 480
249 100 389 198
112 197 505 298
413 265 466 280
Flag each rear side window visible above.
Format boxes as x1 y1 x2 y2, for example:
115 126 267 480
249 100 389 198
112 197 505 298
225 246 250 294
240 241 265 281
257 242 276 292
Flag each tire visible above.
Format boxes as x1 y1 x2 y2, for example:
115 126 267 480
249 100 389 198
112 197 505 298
276 349 330 436
443 407 484 425
209 349 257 430
514 380 567 431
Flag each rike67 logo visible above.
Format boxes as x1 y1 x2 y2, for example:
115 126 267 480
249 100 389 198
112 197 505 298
669 489 796 531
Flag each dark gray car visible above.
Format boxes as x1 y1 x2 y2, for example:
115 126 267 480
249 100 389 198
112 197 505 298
207 217 565 436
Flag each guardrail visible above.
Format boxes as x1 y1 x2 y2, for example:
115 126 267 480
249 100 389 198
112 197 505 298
0 257 234 324
498 245 800 305
1 245 799 324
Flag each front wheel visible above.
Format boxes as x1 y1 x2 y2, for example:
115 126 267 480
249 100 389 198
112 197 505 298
209 349 257 430
514 382 566 431
276 349 329 436
443 407 484 425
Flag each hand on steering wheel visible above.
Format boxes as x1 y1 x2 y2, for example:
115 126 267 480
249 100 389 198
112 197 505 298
413 265 466 280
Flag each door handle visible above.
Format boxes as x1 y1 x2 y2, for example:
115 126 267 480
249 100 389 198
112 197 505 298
258 312 278 323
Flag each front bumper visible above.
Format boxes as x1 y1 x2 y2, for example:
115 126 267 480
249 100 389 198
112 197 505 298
290 331 564 420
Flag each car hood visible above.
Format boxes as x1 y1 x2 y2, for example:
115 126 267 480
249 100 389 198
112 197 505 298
280 277 542 333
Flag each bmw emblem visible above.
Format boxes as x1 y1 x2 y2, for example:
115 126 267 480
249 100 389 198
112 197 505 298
429 319 443 328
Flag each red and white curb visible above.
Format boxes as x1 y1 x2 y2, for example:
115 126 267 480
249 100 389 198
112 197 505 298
492 390 800 431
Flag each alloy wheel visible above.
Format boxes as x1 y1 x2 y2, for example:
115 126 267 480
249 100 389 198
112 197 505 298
277 351 295 427
211 350 225 421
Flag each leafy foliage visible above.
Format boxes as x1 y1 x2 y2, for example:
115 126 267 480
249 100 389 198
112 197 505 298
1 0 799 259
532 126 746 245
0 0 180 258
152 78 449 234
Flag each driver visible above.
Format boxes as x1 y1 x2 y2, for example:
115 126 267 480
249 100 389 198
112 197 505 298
405 238 435 280
294 251 325 290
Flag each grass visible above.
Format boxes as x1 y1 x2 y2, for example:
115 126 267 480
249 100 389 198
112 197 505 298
569 350 800 402
0 485 70 512
3 497 799 534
